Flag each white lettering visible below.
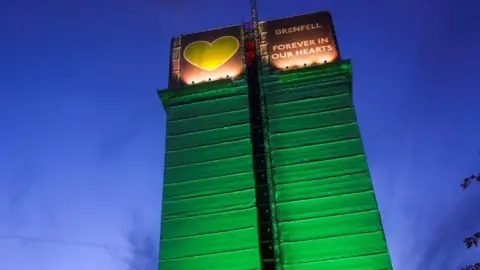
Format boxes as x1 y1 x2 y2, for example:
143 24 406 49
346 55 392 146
293 45 334 56
271 52 293 59
274 23 322 35
317 37 329 44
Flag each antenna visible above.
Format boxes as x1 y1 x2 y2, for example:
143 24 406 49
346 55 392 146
250 0 260 57
250 0 259 25
248 2 282 269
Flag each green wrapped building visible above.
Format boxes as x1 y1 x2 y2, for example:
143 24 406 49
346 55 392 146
158 78 263 269
157 11 392 270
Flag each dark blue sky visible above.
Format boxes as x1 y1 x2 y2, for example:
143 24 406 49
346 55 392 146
1 0 479 269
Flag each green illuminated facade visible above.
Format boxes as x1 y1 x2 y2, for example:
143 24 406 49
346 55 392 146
158 60 392 269
158 78 262 270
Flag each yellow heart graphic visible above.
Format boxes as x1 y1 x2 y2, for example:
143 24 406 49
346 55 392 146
183 36 240 71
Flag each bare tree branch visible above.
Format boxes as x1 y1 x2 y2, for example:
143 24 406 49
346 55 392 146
460 167 479 270
460 174 480 189
462 263 480 270
463 233 479 249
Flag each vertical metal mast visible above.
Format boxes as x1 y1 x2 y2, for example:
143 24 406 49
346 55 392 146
246 1 277 270
250 0 260 59
248 1 281 270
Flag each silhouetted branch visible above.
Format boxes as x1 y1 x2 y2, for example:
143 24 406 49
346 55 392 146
460 166 479 270
462 263 480 270
463 232 480 249
460 174 480 189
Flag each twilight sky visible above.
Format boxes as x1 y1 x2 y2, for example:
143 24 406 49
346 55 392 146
1 0 479 269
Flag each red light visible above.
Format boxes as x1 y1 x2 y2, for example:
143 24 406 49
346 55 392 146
246 51 256 66
244 41 255 51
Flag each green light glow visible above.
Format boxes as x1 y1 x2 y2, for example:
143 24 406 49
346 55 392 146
159 79 262 270
157 60 392 269
262 61 392 269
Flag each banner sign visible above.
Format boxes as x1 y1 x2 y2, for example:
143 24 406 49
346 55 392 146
169 26 243 87
262 11 340 69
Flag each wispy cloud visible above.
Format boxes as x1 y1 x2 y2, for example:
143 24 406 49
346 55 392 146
410 189 480 269
9 164 44 205
122 212 158 270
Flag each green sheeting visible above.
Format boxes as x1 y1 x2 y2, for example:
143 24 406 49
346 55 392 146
157 61 393 269
158 79 262 270
262 60 392 269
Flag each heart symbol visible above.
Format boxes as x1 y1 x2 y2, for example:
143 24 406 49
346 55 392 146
183 36 240 71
